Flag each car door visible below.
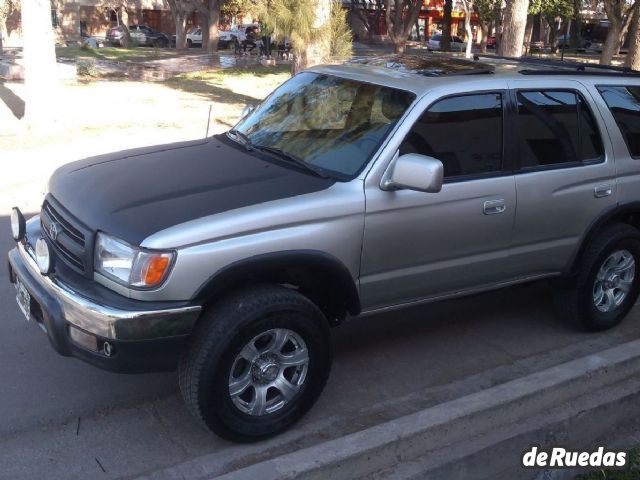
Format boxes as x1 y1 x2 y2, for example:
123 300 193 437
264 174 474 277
129 26 142 44
507 80 617 276
360 87 517 310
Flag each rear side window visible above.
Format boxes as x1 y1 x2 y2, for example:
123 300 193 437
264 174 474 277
399 92 503 179
597 85 640 158
516 90 603 169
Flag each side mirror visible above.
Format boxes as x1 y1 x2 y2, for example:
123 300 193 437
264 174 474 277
241 103 256 119
382 153 444 193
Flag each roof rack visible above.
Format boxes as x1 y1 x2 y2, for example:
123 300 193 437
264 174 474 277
475 53 640 76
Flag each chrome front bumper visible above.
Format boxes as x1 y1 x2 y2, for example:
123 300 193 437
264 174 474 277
9 241 201 341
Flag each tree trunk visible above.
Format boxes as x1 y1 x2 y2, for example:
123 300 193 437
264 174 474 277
22 0 58 131
200 11 209 49
480 21 488 53
206 0 220 53
461 0 473 58
523 14 534 55
175 14 187 50
600 16 622 64
120 9 132 48
626 2 640 69
498 0 530 57
494 6 503 52
0 19 5 57
442 0 452 51
414 18 420 41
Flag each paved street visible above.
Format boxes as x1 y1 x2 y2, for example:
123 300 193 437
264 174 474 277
2 212 640 479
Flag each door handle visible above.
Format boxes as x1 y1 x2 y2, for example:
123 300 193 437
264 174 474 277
594 184 613 198
483 199 506 215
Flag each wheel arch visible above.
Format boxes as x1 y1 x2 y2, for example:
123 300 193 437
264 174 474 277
192 250 361 325
567 201 640 275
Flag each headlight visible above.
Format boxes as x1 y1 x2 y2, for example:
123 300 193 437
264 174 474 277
94 232 175 289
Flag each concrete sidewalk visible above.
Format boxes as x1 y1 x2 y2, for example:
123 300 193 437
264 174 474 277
139 331 640 480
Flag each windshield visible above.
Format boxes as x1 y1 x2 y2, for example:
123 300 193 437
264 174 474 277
231 73 415 179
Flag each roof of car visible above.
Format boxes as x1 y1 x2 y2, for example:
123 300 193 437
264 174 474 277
309 54 640 96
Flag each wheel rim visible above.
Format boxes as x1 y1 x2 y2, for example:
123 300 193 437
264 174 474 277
593 249 636 313
228 328 309 417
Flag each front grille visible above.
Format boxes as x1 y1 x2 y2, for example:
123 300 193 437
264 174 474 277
41 200 89 275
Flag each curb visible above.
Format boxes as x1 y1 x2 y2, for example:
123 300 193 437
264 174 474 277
202 338 640 480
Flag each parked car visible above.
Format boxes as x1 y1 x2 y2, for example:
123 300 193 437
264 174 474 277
186 28 202 48
557 34 592 50
427 34 467 51
220 23 259 44
9 55 640 442
486 35 497 48
106 25 170 47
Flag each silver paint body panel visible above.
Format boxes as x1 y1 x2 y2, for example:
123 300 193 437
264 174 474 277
55 66 640 313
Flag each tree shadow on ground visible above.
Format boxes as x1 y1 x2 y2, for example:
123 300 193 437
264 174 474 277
0 80 25 119
162 78 260 105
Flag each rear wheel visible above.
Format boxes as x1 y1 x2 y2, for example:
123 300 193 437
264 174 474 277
178 285 332 442
555 223 640 331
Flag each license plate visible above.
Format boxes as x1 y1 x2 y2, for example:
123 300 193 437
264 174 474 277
15 277 31 321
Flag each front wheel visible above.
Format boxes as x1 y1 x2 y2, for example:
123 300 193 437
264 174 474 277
178 285 332 442
555 223 640 331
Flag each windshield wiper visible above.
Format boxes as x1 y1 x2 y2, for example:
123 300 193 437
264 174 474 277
227 129 253 149
252 144 330 179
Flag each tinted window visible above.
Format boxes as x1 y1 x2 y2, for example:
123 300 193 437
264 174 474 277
431 35 442 41
399 93 503 178
516 90 603 169
597 85 640 157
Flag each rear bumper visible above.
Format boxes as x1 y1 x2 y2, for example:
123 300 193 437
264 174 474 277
7 241 202 373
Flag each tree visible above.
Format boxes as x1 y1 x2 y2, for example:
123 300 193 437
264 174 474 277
498 0 530 56
384 0 423 54
600 0 636 65
475 0 500 53
21 0 58 131
101 0 132 47
348 0 385 43
441 0 453 51
460 0 474 57
626 0 640 69
260 0 334 72
167 0 196 50
191 0 221 53
0 0 18 56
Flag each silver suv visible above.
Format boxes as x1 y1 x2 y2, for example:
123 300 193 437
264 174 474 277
8 56 640 441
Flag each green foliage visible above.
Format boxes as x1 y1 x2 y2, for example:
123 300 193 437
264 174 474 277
529 0 573 19
222 0 257 16
474 0 500 21
257 0 351 62
326 0 353 59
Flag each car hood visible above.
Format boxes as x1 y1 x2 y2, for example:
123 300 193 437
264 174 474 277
48 135 335 245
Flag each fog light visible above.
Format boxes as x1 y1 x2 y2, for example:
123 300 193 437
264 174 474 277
35 237 52 275
69 326 98 351
10 207 25 242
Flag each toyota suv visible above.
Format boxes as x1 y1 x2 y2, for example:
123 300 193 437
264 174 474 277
7 55 640 442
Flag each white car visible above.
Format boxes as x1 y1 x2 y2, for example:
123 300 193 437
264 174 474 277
219 24 259 44
427 34 468 52
186 28 202 48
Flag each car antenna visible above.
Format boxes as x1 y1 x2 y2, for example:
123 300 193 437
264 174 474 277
205 104 213 138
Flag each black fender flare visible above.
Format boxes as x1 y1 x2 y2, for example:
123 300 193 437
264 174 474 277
192 250 361 318
566 201 640 274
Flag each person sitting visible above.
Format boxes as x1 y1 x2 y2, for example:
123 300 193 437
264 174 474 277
243 26 258 54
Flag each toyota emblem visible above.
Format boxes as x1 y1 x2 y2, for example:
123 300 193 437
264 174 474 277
48 222 60 241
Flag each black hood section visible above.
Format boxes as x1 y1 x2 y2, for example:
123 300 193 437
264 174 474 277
49 135 335 245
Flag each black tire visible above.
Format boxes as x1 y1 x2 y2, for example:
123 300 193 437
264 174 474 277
555 223 640 331
178 285 332 442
